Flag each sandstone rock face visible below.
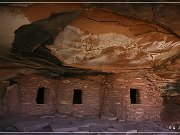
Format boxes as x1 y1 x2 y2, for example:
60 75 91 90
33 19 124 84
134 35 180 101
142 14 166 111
0 4 179 77
0 3 179 124
0 7 30 49
4 84 19 116
0 4 81 49
92 3 180 36
48 9 180 72
0 81 10 116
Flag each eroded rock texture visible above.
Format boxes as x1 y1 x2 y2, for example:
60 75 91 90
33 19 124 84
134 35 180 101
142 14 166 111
1 6 178 73
0 3 179 125
49 9 180 71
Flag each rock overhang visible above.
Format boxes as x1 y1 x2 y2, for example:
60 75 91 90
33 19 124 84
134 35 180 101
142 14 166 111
0 4 179 80
47 9 180 72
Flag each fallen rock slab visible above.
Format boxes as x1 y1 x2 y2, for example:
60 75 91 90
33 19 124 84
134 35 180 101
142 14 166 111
50 124 79 132
15 120 49 132
5 126 18 132
54 114 68 118
110 123 126 132
89 125 98 132
118 119 125 122
97 124 109 132
80 122 97 128
108 117 118 121
126 130 138 134
73 114 83 118
78 126 89 131
40 115 55 119
101 115 117 121
107 127 121 132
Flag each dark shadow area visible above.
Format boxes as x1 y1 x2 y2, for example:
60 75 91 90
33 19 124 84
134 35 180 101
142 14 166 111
130 88 140 104
73 89 82 104
161 80 180 125
36 87 45 104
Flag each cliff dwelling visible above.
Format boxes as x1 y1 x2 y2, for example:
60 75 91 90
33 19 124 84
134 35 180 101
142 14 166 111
0 2 179 134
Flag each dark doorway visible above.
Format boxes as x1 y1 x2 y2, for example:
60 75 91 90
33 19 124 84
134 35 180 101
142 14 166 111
130 89 140 104
73 89 82 104
36 87 45 104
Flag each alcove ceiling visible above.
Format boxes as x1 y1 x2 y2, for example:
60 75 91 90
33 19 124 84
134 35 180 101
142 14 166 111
0 3 179 81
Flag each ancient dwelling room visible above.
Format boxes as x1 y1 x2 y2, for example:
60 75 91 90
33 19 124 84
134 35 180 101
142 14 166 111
0 0 179 134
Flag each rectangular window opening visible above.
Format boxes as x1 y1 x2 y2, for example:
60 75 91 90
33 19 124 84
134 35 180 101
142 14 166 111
36 87 45 104
73 89 82 104
130 88 140 104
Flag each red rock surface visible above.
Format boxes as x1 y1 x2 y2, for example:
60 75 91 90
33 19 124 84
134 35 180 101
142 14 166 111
47 9 180 72
0 3 179 78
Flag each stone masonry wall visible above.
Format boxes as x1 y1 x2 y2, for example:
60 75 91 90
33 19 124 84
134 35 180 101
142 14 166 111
17 72 164 121
102 72 163 121
18 74 103 116
18 75 59 115
57 76 103 116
